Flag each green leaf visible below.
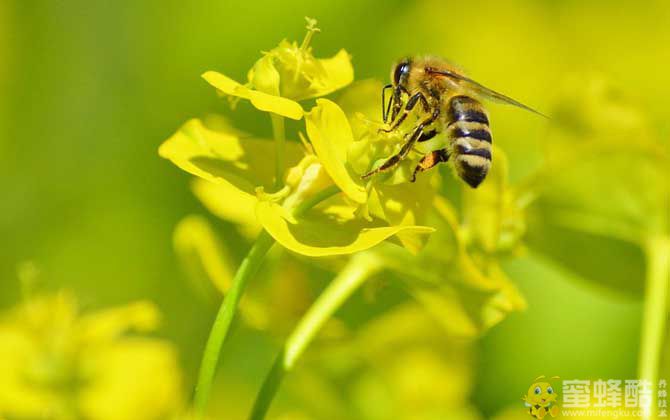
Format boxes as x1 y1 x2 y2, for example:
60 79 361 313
525 150 666 295
526 206 647 295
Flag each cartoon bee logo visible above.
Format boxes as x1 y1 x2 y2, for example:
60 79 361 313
523 376 561 419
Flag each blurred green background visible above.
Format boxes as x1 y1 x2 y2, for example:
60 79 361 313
2 0 668 418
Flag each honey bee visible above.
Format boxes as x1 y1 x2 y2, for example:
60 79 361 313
362 56 546 187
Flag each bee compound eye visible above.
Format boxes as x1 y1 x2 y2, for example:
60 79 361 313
394 61 409 85
535 387 542 395
547 387 553 394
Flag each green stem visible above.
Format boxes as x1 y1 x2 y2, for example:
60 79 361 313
193 186 341 418
249 253 383 420
194 230 275 416
270 114 286 189
292 185 340 218
638 236 670 420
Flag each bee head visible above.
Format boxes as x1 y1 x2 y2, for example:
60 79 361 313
392 58 411 87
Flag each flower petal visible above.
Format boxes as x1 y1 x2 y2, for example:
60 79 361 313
172 215 269 329
159 118 303 195
365 174 438 254
256 200 434 257
408 262 526 338
305 99 367 203
248 54 281 96
312 49 354 97
462 146 524 253
79 339 183 420
372 195 527 337
191 179 261 238
337 79 384 138
173 215 235 296
77 301 161 342
202 71 304 120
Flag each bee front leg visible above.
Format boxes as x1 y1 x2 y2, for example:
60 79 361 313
380 91 429 133
381 84 393 123
389 85 407 123
363 108 440 179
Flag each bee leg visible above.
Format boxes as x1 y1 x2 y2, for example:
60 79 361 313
417 129 437 142
380 91 429 133
411 149 450 182
363 108 440 179
389 85 408 122
381 84 393 123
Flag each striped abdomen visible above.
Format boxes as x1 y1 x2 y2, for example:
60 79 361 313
448 95 492 188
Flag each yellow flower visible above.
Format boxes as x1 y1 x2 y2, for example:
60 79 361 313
358 147 528 338
302 80 450 253
161 19 442 259
160 112 434 257
202 17 353 120
0 293 183 420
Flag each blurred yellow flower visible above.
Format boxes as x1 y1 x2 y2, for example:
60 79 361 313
356 147 527 339
524 74 669 294
202 17 353 120
0 292 183 420
287 303 483 420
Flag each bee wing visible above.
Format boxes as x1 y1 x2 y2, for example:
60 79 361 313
426 68 548 118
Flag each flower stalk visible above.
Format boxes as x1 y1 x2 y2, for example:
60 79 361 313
194 230 275 416
638 235 670 420
193 186 341 418
163 19 436 418
271 114 286 188
248 253 383 420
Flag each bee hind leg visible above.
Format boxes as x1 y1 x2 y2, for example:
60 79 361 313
411 149 450 182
